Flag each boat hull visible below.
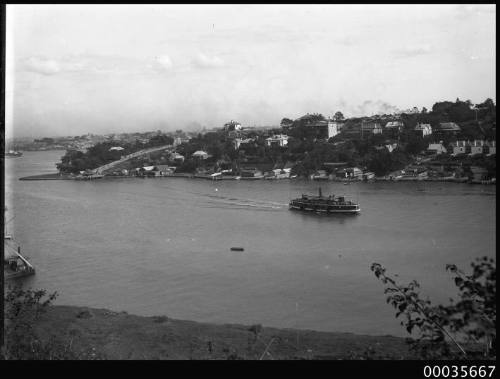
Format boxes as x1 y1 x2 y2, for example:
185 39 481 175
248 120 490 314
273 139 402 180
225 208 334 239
289 204 360 214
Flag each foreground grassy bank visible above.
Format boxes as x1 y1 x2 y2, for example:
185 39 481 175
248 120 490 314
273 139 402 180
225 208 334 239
33 305 411 360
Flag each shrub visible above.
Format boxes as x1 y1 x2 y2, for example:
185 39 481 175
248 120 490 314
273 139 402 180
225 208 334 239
371 256 495 359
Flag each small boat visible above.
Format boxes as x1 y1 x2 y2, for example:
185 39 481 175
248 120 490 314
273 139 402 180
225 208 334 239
230 247 245 251
289 188 360 214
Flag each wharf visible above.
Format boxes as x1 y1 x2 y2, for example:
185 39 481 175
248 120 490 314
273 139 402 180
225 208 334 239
4 240 35 280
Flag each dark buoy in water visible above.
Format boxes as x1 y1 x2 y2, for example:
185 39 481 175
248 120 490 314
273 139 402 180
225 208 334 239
230 247 244 251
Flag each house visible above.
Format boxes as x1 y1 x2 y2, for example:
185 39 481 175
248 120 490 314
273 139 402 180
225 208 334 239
240 167 263 178
136 165 157 176
192 150 209 160
485 141 496 155
362 171 375 181
265 134 289 147
335 167 363 179
401 165 428 178
414 123 432 137
233 138 255 149
154 165 175 176
361 122 383 135
426 161 461 175
327 120 342 138
307 119 330 139
341 123 362 138
265 168 291 179
170 152 185 163
311 170 329 180
295 115 338 139
385 121 404 130
470 140 485 156
375 143 398 153
469 166 488 181
173 137 191 147
223 120 242 132
385 143 398 153
451 141 471 156
436 122 461 134
427 143 447 155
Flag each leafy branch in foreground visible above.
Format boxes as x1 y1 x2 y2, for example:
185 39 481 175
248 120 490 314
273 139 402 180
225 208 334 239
371 256 495 359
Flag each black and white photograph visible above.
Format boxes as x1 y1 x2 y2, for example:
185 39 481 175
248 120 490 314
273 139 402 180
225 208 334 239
1 4 496 367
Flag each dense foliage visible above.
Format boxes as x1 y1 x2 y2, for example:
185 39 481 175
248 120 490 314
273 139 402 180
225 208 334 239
371 257 496 359
3 286 105 360
55 98 496 177
57 135 173 173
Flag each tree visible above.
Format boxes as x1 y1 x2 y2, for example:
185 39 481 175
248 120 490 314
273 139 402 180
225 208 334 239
4 286 106 359
333 111 345 122
371 256 496 359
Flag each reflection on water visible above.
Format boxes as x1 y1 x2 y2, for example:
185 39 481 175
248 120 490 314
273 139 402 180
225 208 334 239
5 151 496 336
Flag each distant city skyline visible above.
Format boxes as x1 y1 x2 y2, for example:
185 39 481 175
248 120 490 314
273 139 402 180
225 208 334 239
6 4 496 138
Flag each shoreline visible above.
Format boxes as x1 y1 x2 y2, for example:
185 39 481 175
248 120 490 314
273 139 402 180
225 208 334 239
18 172 496 185
34 304 413 359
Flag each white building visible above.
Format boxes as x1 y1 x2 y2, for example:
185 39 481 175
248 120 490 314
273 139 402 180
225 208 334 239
361 122 383 135
192 150 209 159
471 140 485 155
233 138 255 149
173 137 191 147
170 152 185 163
486 141 496 155
265 134 289 147
427 143 447 155
223 120 242 131
385 120 404 130
385 143 398 153
452 141 470 155
414 123 432 137
327 121 342 138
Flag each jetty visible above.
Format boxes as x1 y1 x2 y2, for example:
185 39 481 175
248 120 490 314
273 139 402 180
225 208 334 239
4 239 35 279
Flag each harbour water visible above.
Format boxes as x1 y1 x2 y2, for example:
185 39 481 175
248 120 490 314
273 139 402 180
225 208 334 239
5 151 496 336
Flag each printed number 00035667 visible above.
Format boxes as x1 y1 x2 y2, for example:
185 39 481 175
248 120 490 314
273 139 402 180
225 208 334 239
423 366 495 378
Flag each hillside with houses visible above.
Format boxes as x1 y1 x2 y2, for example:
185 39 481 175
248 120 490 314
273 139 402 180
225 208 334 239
21 98 496 183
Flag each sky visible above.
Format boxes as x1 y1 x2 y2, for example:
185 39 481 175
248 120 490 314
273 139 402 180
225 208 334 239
5 4 496 138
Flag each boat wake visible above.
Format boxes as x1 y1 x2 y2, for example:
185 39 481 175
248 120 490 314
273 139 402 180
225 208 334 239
201 194 287 211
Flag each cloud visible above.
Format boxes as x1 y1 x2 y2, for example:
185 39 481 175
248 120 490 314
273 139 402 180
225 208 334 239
149 55 173 71
192 53 224 69
24 57 62 75
23 56 92 75
454 4 495 19
350 100 401 117
333 35 358 46
23 54 175 76
392 44 433 58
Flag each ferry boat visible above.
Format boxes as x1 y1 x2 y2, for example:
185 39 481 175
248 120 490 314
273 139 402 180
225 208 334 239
289 188 360 214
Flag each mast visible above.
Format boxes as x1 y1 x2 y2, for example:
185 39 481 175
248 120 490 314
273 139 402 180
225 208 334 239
318 187 322 197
